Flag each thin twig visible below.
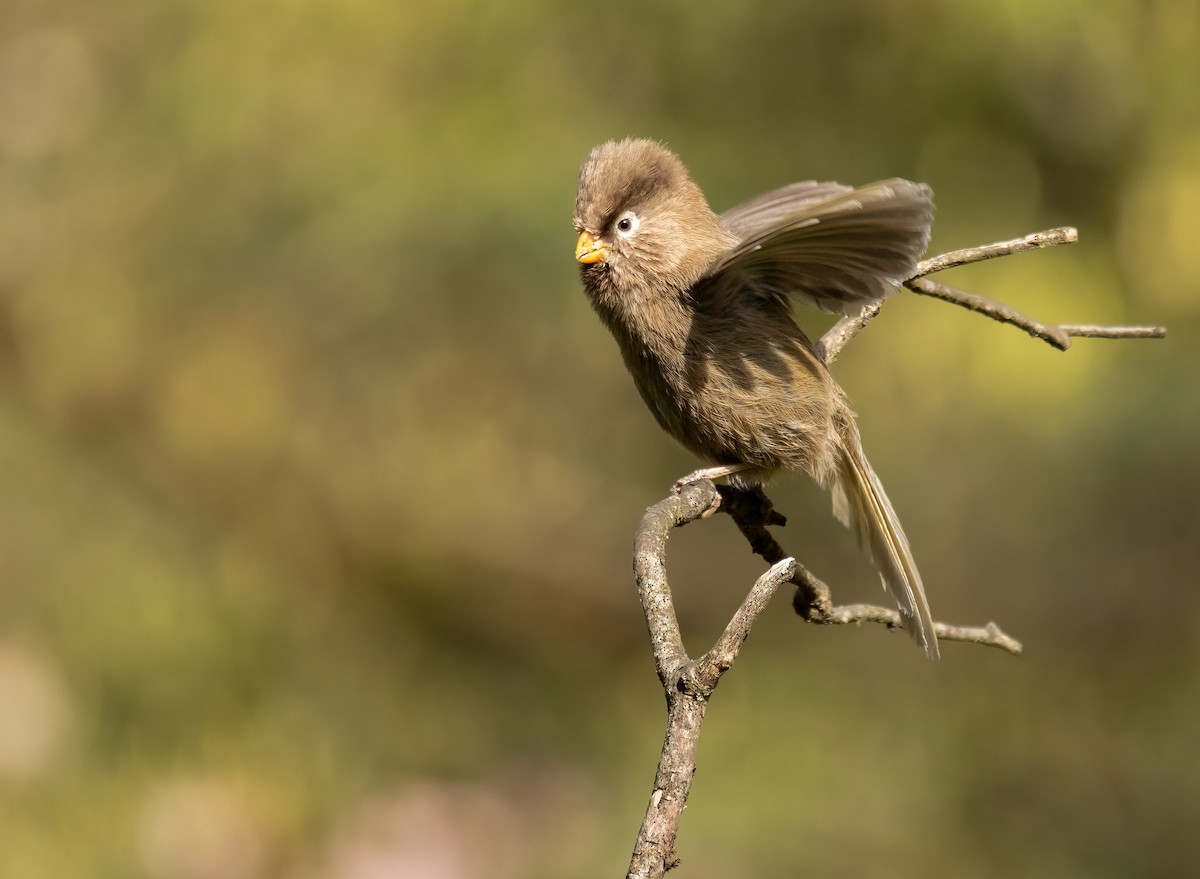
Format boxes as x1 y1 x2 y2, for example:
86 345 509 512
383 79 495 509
716 484 833 616
910 226 1079 278
816 303 880 365
1057 324 1168 340
692 557 797 686
905 277 1167 350
819 603 1023 655
905 276 1073 349
633 486 699 685
818 226 1166 362
715 484 1022 655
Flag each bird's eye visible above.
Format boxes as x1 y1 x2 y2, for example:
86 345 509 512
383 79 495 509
614 211 639 237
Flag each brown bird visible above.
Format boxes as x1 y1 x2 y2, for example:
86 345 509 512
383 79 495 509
573 138 939 658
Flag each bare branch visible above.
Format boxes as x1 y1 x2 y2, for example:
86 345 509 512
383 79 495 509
715 485 835 617
905 276 1073 349
629 482 794 879
1057 324 1169 340
817 226 1166 362
910 226 1079 278
816 303 880 365
633 482 716 685
817 603 1023 656
691 558 796 688
905 277 1167 349
627 478 1022 878
715 483 1023 655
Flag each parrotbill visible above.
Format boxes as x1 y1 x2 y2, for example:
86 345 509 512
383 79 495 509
573 138 939 658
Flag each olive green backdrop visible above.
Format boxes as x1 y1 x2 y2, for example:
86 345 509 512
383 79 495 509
0 1 1196 877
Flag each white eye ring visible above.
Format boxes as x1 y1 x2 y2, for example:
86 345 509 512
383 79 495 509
614 211 639 237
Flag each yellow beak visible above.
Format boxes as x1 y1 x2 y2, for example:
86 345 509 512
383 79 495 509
575 230 608 264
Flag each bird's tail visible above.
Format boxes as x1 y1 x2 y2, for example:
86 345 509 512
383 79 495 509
830 423 939 659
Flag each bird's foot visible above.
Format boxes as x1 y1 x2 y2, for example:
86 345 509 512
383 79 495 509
671 465 752 517
672 464 752 493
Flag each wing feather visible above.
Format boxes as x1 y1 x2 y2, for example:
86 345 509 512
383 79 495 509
710 179 935 316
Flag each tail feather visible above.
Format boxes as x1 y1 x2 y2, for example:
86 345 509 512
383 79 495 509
836 434 939 659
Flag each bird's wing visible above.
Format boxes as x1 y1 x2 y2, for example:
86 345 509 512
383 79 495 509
709 179 934 316
718 181 855 238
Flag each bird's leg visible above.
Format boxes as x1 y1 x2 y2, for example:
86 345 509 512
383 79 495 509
673 463 751 490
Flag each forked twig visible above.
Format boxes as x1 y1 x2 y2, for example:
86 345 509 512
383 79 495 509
628 482 795 879
819 226 1166 363
824 604 1023 654
718 485 1022 655
628 478 1022 879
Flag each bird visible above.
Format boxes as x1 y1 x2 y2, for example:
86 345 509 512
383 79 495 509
572 137 939 658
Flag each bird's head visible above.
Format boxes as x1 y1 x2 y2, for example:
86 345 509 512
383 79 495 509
573 139 733 310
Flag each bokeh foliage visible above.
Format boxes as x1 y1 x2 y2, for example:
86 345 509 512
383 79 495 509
0 1 1196 877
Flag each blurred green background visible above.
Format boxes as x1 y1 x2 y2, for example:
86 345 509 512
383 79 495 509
0 1 1197 877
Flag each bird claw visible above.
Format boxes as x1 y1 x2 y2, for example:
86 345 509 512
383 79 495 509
671 472 699 495
672 464 750 493
671 472 725 518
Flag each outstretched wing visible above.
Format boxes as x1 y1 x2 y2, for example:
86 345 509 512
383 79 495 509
709 179 934 316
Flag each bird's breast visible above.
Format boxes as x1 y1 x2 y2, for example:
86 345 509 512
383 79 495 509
618 310 843 477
